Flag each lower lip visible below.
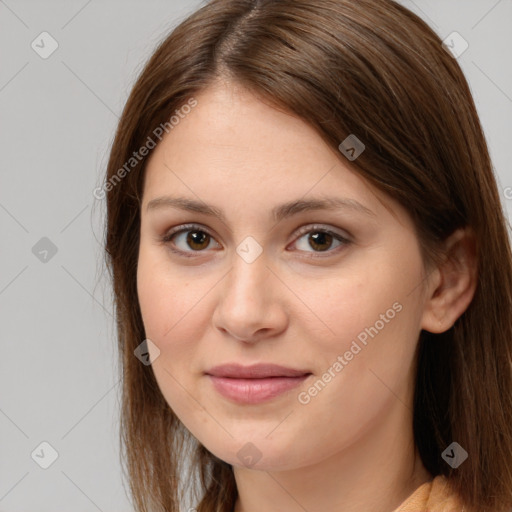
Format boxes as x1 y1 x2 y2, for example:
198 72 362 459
207 375 310 404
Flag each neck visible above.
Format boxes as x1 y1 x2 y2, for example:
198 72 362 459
232 401 431 512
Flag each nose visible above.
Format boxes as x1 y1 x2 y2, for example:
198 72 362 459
212 249 288 344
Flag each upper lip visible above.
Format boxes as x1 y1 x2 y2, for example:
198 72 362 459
206 363 311 379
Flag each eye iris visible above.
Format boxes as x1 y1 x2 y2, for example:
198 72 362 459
187 231 209 250
309 232 333 251
179 229 336 252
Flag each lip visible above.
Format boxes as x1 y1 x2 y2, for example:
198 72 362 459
205 363 312 404
206 363 311 379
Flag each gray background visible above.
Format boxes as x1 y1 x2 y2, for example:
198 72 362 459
1 1 511 511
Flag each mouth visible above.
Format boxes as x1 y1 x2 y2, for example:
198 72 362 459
205 363 312 404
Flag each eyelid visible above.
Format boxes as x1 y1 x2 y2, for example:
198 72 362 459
161 222 221 257
287 223 351 258
292 223 351 242
161 222 351 257
163 222 351 242
163 222 215 240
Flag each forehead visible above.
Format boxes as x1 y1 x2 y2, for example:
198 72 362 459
141 82 402 225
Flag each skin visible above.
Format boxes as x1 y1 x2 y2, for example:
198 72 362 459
137 78 477 512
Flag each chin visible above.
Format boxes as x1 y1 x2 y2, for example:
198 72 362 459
202 440 309 472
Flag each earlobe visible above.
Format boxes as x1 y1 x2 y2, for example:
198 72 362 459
420 227 478 334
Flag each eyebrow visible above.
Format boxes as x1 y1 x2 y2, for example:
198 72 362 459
146 195 376 223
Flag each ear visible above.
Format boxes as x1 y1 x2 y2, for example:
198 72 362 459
420 227 478 334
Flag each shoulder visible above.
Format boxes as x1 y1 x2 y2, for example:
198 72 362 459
393 475 465 512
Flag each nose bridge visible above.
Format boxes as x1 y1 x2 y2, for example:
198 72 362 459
213 238 287 341
228 239 271 305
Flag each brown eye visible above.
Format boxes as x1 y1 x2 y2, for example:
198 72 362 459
308 232 334 252
185 230 211 250
292 225 350 255
162 224 221 255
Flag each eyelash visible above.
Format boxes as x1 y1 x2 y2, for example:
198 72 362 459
160 223 351 259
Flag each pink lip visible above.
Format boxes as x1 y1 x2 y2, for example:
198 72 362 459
208 375 310 403
205 363 312 404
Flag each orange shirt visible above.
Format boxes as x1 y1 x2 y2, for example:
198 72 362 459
393 475 465 512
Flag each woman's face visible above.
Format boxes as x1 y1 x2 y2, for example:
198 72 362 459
137 80 433 471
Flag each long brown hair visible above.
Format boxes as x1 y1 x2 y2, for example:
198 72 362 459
102 0 512 510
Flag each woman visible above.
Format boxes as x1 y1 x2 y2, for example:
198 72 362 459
102 0 512 510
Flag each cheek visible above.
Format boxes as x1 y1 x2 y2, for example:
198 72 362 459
136 252 208 425
297 254 423 408
297 266 400 354
137 246 201 341
136 247 217 393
